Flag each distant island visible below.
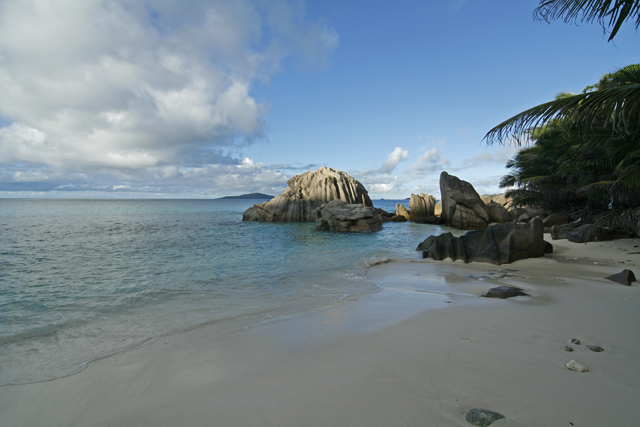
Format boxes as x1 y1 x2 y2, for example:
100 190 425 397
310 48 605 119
218 193 274 200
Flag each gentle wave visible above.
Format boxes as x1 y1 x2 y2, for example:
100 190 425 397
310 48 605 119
0 198 447 385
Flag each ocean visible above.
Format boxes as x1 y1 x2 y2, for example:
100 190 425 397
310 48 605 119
0 198 447 385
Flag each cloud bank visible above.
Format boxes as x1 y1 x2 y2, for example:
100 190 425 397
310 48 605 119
0 0 337 195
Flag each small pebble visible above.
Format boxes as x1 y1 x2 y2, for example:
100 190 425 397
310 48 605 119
465 408 505 427
566 360 588 372
570 338 581 345
587 345 604 352
564 346 573 352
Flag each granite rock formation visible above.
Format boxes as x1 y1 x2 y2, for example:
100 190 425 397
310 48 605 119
312 199 383 233
242 167 372 222
395 204 411 220
416 232 454 252
409 193 436 220
439 171 489 230
421 218 545 265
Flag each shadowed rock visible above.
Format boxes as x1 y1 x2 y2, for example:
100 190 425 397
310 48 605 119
312 200 382 233
416 232 454 251
568 224 634 243
465 408 505 426
413 215 444 225
482 286 528 299
243 167 372 222
550 223 578 240
543 212 570 227
605 269 637 286
484 201 511 224
422 218 545 265
439 172 489 230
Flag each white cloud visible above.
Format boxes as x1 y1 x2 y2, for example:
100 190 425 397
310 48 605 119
412 147 449 175
360 147 408 177
379 147 409 174
0 0 338 192
0 156 288 197
450 146 517 171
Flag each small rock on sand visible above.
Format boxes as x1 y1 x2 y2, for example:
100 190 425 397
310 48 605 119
587 345 604 352
566 360 588 372
465 408 505 426
564 346 573 352
605 269 637 286
570 338 581 345
482 286 528 299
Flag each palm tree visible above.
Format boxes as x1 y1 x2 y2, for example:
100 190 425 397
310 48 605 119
485 64 640 190
534 0 640 41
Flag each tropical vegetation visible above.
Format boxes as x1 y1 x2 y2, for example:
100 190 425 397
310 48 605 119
484 1 640 223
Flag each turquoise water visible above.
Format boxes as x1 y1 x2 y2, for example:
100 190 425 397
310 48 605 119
0 198 446 385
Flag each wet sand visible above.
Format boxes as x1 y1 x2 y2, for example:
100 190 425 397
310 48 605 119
0 236 639 426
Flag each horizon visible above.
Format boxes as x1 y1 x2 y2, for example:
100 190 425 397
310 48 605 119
0 1 637 200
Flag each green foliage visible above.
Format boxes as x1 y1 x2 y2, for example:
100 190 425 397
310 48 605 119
534 0 640 41
498 65 640 212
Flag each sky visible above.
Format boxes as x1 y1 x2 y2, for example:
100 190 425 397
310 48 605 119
0 0 637 199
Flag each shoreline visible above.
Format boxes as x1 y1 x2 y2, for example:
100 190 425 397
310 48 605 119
1 235 639 426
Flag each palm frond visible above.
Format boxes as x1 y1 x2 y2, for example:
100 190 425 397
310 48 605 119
484 84 640 146
534 0 640 41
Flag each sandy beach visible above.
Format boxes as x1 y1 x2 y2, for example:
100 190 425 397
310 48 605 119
1 235 639 427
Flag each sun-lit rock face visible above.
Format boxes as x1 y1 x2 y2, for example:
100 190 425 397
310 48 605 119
242 167 372 222
409 193 436 220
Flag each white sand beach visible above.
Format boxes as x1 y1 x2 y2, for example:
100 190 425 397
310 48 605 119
1 235 639 427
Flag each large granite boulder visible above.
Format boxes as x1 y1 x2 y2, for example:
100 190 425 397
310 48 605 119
422 217 546 265
439 171 489 230
409 193 436 220
312 199 382 233
242 167 372 222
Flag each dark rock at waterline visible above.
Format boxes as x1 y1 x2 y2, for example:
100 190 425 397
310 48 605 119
422 218 545 265
605 269 637 286
312 199 383 233
389 215 408 222
465 408 505 426
543 240 553 254
413 215 445 225
416 232 454 252
482 286 528 299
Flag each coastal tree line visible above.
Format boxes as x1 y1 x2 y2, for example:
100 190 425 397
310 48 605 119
486 1 640 219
